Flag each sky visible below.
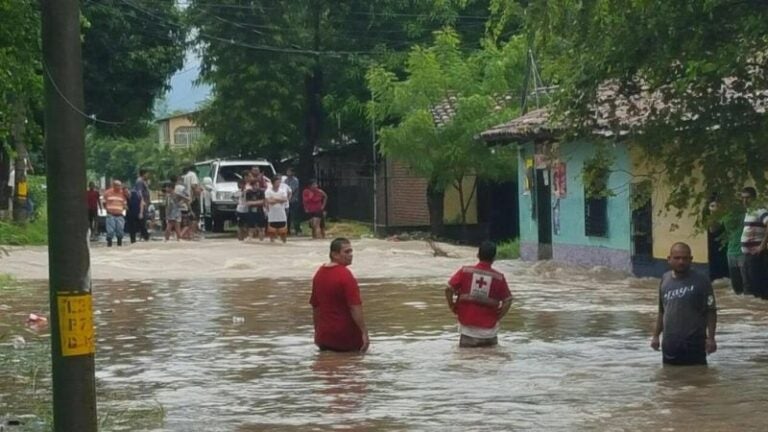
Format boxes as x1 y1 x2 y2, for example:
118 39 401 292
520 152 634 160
161 50 211 115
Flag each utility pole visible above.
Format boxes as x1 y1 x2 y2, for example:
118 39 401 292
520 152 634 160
41 1 98 431
370 91 378 237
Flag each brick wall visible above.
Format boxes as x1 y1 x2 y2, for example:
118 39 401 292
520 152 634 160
386 159 430 227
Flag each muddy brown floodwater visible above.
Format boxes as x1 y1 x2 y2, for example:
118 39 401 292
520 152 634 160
2 240 768 431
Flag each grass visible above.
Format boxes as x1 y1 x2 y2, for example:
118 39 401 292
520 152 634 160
0 213 48 246
496 238 520 260
0 175 48 246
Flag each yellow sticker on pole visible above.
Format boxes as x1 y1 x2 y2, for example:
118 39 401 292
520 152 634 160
57 293 95 357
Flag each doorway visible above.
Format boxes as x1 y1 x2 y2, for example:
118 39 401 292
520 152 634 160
535 168 552 259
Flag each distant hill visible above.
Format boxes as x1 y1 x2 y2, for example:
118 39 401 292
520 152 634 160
155 50 211 118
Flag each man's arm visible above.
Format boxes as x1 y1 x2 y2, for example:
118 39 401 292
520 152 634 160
651 287 663 351
444 285 457 314
497 299 512 320
349 305 369 352
320 189 328 210
706 309 717 354
760 214 768 252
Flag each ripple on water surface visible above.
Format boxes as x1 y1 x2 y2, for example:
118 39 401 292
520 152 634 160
2 270 768 431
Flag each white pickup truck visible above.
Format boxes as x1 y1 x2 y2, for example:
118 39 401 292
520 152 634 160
195 159 276 232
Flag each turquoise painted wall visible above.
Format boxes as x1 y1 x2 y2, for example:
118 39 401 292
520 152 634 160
517 141 632 252
517 143 538 246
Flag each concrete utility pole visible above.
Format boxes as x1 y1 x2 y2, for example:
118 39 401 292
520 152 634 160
41 0 98 431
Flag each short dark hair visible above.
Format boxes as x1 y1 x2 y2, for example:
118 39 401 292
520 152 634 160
139 168 149 177
742 186 757 198
170 175 178 183
670 242 692 255
330 237 350 254
478 241 497 262
309 178 318 185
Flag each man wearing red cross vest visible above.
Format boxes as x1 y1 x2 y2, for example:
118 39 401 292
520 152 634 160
445 241 513 347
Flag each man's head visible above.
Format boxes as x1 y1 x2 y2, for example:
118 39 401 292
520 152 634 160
139 168 149 180
330 237 353 265
111 180 122 191
741 187 758 207
170 175 179 184
667 242 693 274
286 167 295 177
477 241 497 263
309 179 319 190
88 181 96 190
185 165 196 174
251 166 261 176
272 176 282 189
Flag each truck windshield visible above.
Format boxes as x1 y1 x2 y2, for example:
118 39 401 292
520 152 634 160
216 165 275 183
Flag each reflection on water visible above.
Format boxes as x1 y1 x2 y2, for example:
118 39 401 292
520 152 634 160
2 262 768 431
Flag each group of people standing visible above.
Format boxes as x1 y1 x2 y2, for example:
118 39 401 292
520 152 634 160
710 186 768 299
230 166 329 243
86 164 333 246
86 169 153 247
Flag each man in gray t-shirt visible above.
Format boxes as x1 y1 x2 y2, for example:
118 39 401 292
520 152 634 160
651 242 717 365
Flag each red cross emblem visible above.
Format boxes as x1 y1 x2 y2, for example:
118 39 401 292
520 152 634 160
475 277 488 289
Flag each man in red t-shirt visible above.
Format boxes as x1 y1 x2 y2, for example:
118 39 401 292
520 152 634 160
310 237 369 352
445 241 513 347
86 181 102 240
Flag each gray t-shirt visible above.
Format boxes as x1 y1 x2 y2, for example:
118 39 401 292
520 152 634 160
659 270 716 353
134 177 150 204
284 176 299 203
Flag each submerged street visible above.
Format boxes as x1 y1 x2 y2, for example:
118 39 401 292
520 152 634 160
2 239 768 431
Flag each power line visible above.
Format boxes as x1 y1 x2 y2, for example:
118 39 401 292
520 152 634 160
121 0 376 57
43 63 125 125
177 1 491 20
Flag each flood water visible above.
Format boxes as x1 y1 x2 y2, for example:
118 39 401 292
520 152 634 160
2 262 768 431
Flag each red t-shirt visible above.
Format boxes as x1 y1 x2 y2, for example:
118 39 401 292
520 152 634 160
310 264 363 351
448 262 512 329
86 190 100 211
303 188 324 213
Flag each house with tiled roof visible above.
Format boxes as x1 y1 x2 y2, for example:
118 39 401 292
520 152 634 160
480 85 726 276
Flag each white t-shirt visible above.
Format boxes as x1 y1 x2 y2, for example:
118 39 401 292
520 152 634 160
265 188 288 222
183 171 200 199
278 183 292 209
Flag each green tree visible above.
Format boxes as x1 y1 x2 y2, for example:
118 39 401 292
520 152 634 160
525 0 768 213
368 29 524 237
85 128 209 185
82 0 186 137
0 0 41 222
186 0 499 181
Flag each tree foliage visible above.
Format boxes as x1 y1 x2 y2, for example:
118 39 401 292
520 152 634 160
82 0 186 137
527 0 768 212
0 0 41 150
0 0 40 122
368 29 525 232
85 129 209 184
186 0 501 167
